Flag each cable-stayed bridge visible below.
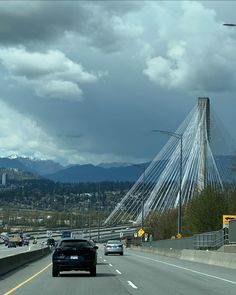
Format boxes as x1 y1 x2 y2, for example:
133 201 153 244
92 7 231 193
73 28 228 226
105 97 235 226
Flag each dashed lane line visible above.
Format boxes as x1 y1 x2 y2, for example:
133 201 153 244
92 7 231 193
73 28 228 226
116 269 122 274
109 263 113 267
127 281 138 289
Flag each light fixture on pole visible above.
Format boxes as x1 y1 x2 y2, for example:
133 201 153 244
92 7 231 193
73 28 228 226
131 163 146 244
152 129 183 237
223 23 236 26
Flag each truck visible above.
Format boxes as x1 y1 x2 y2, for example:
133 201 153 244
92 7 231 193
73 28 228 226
8 234 23 247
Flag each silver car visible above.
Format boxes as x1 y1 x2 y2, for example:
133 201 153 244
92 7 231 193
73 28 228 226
104 240 123 256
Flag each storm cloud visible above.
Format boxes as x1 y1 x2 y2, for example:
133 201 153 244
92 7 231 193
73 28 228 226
0 1 235 165
0 47 102 100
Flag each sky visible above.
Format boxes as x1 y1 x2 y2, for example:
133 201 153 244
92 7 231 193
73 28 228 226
0 0 236 166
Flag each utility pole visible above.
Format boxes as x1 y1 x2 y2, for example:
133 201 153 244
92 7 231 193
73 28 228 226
97 183 101 243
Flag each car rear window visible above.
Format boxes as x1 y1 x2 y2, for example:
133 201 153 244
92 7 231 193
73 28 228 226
107 240 121 244
60 240 91 248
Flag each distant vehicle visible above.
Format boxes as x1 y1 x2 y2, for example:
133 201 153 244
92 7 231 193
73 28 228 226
52 238 98 277
104 240 123 256
61 231 72 239
8 234 23 247
23 233 31 239
47 230 53 238
7 241 17 248
32 238 38 244
47 238 55 247
23 239 30 246
0 232 9 237
0 232 9 246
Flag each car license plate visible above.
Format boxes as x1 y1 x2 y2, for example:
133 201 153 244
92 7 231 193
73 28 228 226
70 256 78 259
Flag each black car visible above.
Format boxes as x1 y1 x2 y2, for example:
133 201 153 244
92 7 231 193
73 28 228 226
47 238 55 246
52 238 98 277
23 239 30 246
7 241 17 248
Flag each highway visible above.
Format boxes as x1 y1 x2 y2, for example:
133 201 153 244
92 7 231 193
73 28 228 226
1 247 236 295
0 226 135 260
0 244 42 259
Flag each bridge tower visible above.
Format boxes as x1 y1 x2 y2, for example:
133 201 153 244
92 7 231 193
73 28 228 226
197 97 210 192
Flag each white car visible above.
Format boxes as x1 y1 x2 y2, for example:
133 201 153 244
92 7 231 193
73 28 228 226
104 240 124 256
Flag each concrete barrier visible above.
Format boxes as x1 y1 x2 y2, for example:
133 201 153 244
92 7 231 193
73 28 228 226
130 245 182 259
180 249 236 269
0 246 51 276
131 246 236 270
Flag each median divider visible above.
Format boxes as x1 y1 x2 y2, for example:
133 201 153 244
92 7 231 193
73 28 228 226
0 246 51 276
130 246 236 269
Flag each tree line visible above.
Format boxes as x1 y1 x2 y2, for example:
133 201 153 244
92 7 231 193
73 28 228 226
144 185 236 240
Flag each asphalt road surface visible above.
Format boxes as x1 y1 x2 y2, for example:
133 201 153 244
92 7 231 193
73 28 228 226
1 247 236 295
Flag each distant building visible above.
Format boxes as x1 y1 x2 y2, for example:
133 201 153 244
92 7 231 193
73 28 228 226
2 173 7 186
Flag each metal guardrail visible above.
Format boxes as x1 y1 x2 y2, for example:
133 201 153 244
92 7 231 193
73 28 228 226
193 229 225 250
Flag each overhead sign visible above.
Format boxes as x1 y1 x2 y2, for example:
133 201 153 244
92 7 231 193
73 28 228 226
223 215 236 228
138 228 145 237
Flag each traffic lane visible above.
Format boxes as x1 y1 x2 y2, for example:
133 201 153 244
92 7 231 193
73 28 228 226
1 253 134 295
3 247 236 295
101 248 236 295
0 254 52 294
126 249 236 284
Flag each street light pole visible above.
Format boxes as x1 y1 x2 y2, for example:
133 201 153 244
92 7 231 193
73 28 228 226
141 167 145 229
88 199 91 239
178 134 183 236
141 167 146 244
97 183 101 243
131 163 146 244
223 23 236 26
152 129 183 237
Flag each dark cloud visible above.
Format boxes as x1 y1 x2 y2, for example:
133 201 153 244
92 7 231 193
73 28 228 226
0 1 235 165
0 1 143 52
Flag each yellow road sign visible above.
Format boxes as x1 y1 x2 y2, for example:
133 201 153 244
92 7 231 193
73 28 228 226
138 228 145 237
223 215 236 228
176 233 182 239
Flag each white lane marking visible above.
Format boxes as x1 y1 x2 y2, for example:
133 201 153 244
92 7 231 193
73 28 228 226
99 256 102 259
116 269 122 274
103 259 107 262
109 263 113 267
127 281 138 289
131 253 236 285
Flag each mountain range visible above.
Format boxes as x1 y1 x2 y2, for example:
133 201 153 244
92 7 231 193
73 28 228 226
0 156 235 183
0 157 146 182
